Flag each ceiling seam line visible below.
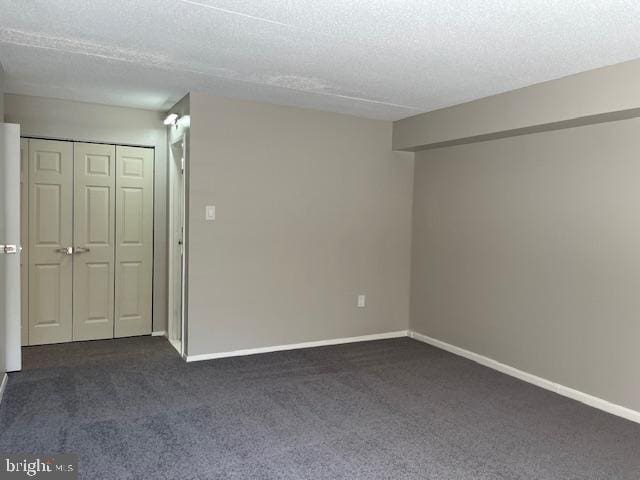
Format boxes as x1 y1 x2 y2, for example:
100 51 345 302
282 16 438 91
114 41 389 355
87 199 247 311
0 40 423 111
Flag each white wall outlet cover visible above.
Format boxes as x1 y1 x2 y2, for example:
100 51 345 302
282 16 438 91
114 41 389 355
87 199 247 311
205 205 216 221
357 294 366 307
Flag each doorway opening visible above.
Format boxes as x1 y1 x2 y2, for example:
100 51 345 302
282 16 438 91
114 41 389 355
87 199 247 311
168 137 186 357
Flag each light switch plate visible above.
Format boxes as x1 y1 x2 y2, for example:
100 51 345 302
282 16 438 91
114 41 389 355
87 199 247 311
357 294 366 307
205 205 216 221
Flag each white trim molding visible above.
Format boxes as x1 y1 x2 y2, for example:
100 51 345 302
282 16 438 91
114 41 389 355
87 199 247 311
151 331 167 337
0 374 7 406
186 330 408 363
168 337 182 356
408 330 640 425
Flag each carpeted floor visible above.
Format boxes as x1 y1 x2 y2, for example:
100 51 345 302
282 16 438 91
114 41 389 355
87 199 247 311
1 337 639 479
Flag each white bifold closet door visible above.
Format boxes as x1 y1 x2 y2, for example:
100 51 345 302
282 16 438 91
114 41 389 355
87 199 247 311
28 139 74 345
26 139 153 345
73 143 116 341
114 146 154 338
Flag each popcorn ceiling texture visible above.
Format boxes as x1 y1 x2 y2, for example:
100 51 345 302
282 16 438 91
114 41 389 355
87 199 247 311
0 0 639 119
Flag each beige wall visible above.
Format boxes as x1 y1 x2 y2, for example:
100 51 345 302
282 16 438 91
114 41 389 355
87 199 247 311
4 94 168 333
411 117 640 411
186 93 414 356
394 59 640 151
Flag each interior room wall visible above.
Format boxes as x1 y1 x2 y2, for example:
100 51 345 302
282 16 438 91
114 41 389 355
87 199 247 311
186 93 414 356
4 94 168 333
410 117 640 412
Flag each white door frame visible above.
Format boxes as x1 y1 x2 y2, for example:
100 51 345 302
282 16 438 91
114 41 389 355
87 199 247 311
168 135 186 357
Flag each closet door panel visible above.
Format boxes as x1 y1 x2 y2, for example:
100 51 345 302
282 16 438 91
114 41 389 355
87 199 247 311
73 142 116 341
28 139 73 345
115 146 153 337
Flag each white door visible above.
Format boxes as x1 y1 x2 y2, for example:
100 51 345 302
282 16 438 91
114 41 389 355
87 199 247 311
1 123 22 372
24 140 154 344
114 146 154 337
28 139 74 345
73 143 116 341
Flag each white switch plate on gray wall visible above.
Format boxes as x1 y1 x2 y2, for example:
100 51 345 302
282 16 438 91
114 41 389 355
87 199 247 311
205 205 216 221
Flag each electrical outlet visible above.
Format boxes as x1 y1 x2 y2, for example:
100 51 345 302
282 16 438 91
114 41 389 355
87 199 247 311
357 294 366 308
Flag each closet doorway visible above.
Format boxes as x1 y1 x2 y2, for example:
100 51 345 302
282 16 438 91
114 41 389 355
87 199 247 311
168 136 186 356
21 138 154 345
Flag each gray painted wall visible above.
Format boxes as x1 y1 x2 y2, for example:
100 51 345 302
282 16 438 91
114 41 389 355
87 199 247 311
4 94 168 333
187 93 414 356
411 117 640 411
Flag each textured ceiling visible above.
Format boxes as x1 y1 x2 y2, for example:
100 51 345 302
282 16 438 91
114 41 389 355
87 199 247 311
1 0 640 120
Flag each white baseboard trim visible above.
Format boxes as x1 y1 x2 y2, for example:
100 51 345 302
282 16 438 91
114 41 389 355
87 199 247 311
151 331 167 337
408 330 640 425
186 330 408 363
0 374 7 406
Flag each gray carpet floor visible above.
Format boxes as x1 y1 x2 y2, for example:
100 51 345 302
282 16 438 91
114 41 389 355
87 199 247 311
1 337 639 479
